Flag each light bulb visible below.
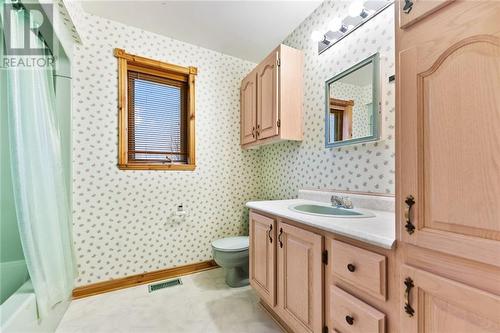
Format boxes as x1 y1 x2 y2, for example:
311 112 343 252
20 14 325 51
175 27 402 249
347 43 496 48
348 0 364 17
327 18 342 32
311 30 324 42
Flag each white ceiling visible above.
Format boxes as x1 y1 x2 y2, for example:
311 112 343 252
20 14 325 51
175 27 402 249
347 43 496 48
79 0 322 62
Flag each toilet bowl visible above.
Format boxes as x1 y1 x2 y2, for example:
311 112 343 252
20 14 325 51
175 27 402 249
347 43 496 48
211 236 249 288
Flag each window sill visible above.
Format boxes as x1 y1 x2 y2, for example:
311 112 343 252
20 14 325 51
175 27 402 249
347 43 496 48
118 163 196 171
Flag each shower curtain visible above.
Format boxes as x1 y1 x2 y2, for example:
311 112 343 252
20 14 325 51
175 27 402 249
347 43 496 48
2 3 76 318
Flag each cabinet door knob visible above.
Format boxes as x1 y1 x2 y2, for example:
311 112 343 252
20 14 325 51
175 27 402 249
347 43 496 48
345 315 354 325
251 127 255 138
347 263 356 272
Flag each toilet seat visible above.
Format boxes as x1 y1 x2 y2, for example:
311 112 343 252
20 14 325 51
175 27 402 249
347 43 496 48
212 236 249 252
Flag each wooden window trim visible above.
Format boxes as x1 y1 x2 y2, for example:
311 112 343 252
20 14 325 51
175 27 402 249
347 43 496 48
330 109 344 141
330 98 354 140
114 48 197 171
329 98 354 109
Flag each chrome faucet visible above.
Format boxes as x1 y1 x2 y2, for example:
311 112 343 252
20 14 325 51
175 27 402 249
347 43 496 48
331 195 354 209
331 195 343 207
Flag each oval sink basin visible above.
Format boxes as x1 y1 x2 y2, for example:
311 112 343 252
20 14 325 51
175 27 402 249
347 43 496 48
289 204 374 218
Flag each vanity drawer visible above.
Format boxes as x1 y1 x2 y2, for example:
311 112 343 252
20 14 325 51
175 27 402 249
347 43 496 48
330 286 385 333
331 240 386 300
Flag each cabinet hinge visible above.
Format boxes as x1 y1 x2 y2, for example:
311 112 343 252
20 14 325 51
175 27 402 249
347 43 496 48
323 326 329 333
322 250 328 265
277 119 281 128
276 58 281 67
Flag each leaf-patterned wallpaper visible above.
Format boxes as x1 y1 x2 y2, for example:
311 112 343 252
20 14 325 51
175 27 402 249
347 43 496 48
55 0 82 44
70 0 395 286
260 1 395 199
71 12 261 286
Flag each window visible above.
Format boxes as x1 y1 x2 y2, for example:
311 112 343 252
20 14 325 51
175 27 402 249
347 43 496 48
329 98 353 142
114 48 197 170
329 109 344 142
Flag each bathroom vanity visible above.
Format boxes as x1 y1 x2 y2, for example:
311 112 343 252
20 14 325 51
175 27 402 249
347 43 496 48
246 190 396 333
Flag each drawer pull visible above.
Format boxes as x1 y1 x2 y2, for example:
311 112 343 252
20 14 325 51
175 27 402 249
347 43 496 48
347 263 356 272
404 277 415 317
404 195 416 234
345 315 354 325
267 224 273 243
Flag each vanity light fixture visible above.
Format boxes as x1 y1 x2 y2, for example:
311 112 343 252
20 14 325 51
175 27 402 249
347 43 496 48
311 30 331 47
348 0 364 17
313 0 394 54
311 30 325 42
327 18 342 31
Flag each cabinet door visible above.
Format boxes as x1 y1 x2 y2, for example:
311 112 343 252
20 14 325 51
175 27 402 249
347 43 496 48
400 265 500 333
249 211 276 306
277 222 323 333
240 71 257 145
398 1 500 267
257 50 279 140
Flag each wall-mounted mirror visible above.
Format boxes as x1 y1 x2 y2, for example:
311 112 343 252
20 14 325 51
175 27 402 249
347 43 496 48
325 53 380 148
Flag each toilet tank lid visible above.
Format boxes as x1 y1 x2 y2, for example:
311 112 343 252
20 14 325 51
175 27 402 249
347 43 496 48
212 236 249 252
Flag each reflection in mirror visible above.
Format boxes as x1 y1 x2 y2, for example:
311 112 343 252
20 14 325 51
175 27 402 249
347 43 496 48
325 53 380 147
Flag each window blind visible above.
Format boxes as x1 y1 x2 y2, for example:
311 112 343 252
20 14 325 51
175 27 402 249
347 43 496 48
127 71 188 163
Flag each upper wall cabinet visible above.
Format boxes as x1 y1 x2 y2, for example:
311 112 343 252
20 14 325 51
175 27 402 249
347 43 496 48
240 44 304 148
241 70 257 145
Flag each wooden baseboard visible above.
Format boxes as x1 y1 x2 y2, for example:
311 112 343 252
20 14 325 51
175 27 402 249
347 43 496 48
72 260 218 299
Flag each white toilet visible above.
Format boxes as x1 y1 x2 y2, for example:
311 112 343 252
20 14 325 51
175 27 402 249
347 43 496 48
211 236 249 287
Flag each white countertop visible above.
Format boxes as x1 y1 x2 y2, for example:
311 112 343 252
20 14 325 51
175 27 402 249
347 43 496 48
246 199 395 249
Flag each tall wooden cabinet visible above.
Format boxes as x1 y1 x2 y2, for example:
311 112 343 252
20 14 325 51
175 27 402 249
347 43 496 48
396 1 500 331
257 51 279 140
240 44 304 148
